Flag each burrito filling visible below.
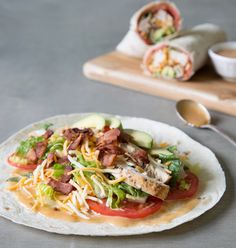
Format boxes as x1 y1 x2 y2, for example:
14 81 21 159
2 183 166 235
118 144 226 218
6 114 199 220
138 8 177 44
147 46 192 80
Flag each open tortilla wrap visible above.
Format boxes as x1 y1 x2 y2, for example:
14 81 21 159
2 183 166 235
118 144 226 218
117 1 182 58
0 114 225 236
143 23 227 80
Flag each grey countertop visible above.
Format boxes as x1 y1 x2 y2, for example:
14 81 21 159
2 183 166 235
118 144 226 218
0 0 235 247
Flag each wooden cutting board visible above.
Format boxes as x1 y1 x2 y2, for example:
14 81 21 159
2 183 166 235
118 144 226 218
83 51 236 116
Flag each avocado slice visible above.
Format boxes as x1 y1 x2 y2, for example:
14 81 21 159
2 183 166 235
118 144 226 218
124 129 153 149
72 114 106 130
150 28 165 43
106 117 122 129
161 66 176 79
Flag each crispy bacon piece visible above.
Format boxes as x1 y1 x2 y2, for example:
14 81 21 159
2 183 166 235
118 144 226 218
43 129 54 139
46 152 55 168
132 149 149 167
63 128 93 150
63 128 93 142
96 128 124 167
60 165 73 183
26 148 37 163
99 144 124 155
97 128 121 147
57 156 70 165
99 153 117 167
48 178 73 195
35 141 47 159
68 134 83 150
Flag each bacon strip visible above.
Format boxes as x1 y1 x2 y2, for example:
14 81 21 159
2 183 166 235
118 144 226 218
60 165 73 183
48 178 73 195
132 149 149 168
35 141 47 159
26 148 37 163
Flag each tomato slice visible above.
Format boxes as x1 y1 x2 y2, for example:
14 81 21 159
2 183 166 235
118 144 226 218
87 197 163 219
167 171 199 200
7 154 38 171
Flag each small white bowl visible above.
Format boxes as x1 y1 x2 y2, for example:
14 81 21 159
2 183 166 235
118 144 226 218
208 41 236 82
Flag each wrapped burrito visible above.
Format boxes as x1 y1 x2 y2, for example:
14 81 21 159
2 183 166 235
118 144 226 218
143 23 227 81
116 1 182 58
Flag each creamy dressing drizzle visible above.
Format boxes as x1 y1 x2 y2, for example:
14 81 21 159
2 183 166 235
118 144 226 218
14 190 200 227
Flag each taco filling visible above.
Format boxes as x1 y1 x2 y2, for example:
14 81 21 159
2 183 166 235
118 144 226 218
145 45 192 80
6 114 199 220
137 3 181 45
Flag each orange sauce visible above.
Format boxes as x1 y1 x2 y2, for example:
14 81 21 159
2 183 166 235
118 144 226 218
14 190 200 227
217 49 236 59
178 101 209 127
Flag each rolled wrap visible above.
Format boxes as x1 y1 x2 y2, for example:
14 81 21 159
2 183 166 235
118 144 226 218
143 23 227 80
116 1 182 58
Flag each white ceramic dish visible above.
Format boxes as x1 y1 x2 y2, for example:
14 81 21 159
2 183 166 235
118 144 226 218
209 41 236 82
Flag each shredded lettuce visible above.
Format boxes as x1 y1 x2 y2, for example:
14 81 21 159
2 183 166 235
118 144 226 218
106 184 126 209
158 153 177 162
168 159 182 186
167 145 177 152
118 183 147 198
16 136 44 156
52 163 65 179
47 135 65 152
77 154 97 168
37 183 54 199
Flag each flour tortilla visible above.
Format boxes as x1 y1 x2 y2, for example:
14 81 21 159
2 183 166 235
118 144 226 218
0 114 225 236
116 1 182 58
143 23 227 80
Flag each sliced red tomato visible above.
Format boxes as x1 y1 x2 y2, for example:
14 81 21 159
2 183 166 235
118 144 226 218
167 171 199 200
87 197 163 219
7 153 38 171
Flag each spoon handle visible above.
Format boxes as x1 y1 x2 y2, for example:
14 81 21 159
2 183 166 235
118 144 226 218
206 124 236 147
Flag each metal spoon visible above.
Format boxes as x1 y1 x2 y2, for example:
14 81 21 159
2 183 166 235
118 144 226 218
176 99 236 147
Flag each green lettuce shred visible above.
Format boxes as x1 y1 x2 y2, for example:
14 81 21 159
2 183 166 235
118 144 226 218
106 184 126 209
37 183 54 199
52 163 65 179
118 183 147 198
168 159 182 186
77 154 97 168
16 136 44 156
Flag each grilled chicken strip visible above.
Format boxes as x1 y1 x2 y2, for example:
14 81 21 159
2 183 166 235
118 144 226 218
112 166 170 200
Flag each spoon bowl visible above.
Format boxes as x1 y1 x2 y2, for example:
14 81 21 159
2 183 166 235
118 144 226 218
176 99 211 127
176 99 236 147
